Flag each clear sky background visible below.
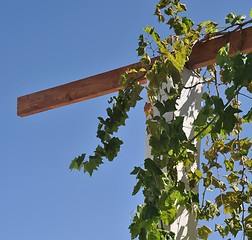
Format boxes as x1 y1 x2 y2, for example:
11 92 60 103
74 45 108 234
0 1 251 240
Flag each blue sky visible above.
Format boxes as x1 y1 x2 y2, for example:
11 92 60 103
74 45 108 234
0 1 251 240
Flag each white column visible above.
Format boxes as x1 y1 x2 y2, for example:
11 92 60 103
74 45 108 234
146 68 202 239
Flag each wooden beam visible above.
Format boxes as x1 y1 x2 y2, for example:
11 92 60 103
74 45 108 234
17 61 147 117
188 26 252 68
18 26 252 117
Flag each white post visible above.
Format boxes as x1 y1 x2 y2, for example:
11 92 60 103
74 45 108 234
146 68 202 239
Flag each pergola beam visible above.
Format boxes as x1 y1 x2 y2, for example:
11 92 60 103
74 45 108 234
17 26 252 117
17 61 147 117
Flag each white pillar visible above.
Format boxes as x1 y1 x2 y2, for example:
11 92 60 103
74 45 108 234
146 68 202 239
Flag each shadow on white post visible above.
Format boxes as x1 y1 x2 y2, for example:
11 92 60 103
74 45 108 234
146 68 203 240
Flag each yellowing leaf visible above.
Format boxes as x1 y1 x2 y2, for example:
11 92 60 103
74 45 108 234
198 225 212 239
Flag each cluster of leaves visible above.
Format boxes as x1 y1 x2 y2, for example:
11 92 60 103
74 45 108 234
70 70 145 176
195 46 252 239
70 0 252 239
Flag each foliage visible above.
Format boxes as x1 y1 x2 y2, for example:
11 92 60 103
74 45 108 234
70 1 252 239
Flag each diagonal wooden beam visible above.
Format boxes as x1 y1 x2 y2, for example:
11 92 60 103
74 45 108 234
18 26 252 117
17 61 148 117
188 26 252 68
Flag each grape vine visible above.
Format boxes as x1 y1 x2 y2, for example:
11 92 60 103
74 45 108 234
70 1 252 239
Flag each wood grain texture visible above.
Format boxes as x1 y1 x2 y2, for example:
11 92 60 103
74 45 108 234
188 26 252 68
17 62 147 117
18 26 252 117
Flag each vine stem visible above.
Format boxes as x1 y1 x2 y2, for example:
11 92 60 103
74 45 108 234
241 157 246 240
201 182 208 208
214 67 220 97
183 81 206 89
239 92 252 100
236 93 246 240
203 18 252 40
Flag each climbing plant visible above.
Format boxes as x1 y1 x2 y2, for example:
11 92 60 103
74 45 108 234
70 1 252 239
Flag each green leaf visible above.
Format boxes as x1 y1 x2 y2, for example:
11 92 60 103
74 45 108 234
177 3 187 12
160 207 177 225
223 105 242 132
193 106 209 126
212 96 224 115
144 26 154 35
137 34 148 56
215 224 228 238
132 180 143 196
139 228 147 240
202 20 218 34
84 154 103 176
104 137 123 161
198 225 212 239
216 44 230 67
182 16 194 29
144 158 163 176
225 86 236 101
69 153 85 171
250 8 252 18
188 169 202 188
224 173 239 184
225 13 246 25
130 84 144 107
131 166 141 175
154 98 177 116
149 136 162 155
244 108 252 123
141 54 151 65
164 7 174 17
231 53 246 86
173 21 186 36
245 53 252 85
142 203 159 220
147 230 160 240
224 159 234 171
